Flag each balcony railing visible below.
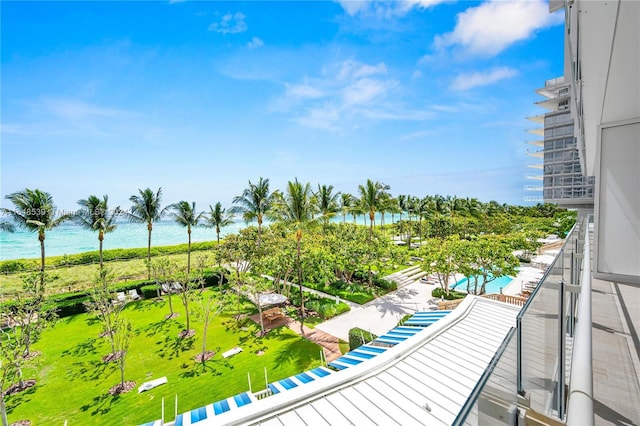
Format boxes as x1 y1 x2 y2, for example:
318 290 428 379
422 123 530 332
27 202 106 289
454 217 591 425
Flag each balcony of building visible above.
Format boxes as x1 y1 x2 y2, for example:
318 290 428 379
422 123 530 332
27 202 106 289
454 217 640 426
526 127 544 137
526 113 545 124
526 149 544 159
526 139 544 147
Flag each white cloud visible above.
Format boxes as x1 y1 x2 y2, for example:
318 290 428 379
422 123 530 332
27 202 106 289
450 67 517 91
273 59 437 131
285 83 325 99
435 0 563 56
208 12 247 34
336 0 447 16
342 78 396 105
338 60 387 80
247 36 264 49
336 0 373 16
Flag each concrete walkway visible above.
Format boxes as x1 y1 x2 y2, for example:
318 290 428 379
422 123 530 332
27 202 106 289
315 279 440 341
286 320 342 362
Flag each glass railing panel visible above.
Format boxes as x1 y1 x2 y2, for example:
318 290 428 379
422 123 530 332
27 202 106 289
455 328 518 426
519 254 562 414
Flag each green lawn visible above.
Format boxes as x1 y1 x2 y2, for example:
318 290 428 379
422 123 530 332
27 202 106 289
0 252 197 295
7 296 322 425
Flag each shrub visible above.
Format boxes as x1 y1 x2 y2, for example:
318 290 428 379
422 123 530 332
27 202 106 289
431 287 466 300
139 284 158 299
0 260 29 274
348 327 377 351
372 277 396 291
55 297 91 317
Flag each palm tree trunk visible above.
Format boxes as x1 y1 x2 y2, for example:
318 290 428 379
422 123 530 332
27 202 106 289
39 231 45 288
187 227 192 276
257 216 262 247
99 232 104 269
147 222 153 281
296 232 304 328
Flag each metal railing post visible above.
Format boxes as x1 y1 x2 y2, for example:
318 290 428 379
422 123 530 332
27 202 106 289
517 316 524 396
558 279 566 419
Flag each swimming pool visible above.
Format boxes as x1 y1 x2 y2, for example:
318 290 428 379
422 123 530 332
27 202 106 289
452 274 514 294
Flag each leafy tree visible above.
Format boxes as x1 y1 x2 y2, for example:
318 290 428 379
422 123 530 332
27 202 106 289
193 288 226 363
242 275 274 336
232 177 272 247
0 272 56 425
168 201 204 275
174 266 196 338
75 195 119 268
111 317 133 394
1 188 71 287
85 268 126 357
126 187 167 280
420 236 461 295
204 202 234 244
270 179 316 324
150 258 178 318
253 224 296 297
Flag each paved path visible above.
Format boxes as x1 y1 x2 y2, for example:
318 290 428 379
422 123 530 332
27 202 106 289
286 320 342 362
315 279 440 341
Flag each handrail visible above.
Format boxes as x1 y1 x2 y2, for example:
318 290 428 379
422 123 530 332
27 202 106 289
517 220 580 397
566 222 593 425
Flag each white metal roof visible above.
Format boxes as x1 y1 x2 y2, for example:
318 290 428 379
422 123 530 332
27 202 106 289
211 296 520 426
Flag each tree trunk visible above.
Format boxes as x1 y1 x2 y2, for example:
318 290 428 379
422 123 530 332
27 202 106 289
0 392 9 426
148 222 156 295
257 215 262 247
201 316 209 363
168 292 174 315
296 232 304 328
120 355 125 387
258 302 265 335
187 227 192 276
99 232 104 269
39 231 45 288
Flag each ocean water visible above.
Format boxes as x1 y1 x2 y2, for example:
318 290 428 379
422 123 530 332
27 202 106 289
0 219 245 261
0 213 400 261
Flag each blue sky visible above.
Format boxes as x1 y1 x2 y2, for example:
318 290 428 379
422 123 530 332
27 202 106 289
1 0 564 212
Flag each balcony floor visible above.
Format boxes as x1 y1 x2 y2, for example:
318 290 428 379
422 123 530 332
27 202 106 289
591 277 640 425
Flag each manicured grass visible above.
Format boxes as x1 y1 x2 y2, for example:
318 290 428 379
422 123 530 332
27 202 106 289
303 281 377 305
7 295 322 425
0 252 199 294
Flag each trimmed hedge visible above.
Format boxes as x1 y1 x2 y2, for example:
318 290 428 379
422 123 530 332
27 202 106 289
432 287 466 300
139 284 158 299
0 241 218 273
30 269 229 319
348 327 377 351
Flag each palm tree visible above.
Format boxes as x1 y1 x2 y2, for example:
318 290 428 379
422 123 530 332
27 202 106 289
126 187 167 279
203 202 234 244
315 184 340 230
75 195 119 269
168 201 204 275
232 177 272 247
1 189 71 286
358 179 391 239
339 193 355 223
270 179 316 325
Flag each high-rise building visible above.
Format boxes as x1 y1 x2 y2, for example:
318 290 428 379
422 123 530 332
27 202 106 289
526 76 594 207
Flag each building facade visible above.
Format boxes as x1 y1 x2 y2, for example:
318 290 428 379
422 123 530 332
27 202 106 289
526 76 594 207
